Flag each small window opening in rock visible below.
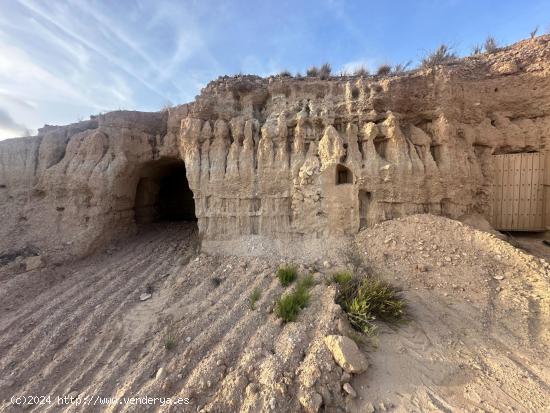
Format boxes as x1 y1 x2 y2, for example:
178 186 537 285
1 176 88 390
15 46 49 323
134 159 196 224
490 119 496 127
351 87 360 99
336 164 353 185
494 87 499 92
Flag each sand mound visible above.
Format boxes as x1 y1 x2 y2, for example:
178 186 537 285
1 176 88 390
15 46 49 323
351 214 550 412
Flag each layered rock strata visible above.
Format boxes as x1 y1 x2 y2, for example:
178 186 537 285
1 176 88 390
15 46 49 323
1 36 549 260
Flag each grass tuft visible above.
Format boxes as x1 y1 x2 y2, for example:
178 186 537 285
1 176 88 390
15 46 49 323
319 62 332 80
249 287 262 310
275 285 310 322
336 276 406 335
471 44 483 55
297 274 315 290
421 44 457 68
376 64 392 76
353 66 369 77
484 36 498 53
164 335 176 351
393 61 412 75
277 265 297 286
306 66 319 77
275 274 315 322
342 245 365 273
331 271 353 286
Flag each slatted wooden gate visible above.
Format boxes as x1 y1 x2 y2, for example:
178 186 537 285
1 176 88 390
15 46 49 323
490 152 546 231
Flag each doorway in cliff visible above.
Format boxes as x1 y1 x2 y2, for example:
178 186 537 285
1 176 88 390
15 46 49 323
134 159 196 224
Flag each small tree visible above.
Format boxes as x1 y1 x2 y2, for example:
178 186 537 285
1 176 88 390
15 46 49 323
471 44 483 55
530 26 539 39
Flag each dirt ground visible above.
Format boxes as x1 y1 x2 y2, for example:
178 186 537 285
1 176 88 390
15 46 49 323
0 215 549 412
352 215 550 412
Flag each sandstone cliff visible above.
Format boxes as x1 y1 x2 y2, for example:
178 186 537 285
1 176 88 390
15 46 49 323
1 36 550 261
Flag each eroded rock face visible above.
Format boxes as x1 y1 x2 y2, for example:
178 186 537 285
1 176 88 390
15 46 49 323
1 36 550 261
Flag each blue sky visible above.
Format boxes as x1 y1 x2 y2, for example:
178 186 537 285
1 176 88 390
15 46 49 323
0 0 548 140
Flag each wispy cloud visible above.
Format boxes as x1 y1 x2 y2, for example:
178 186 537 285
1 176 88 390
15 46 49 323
16 0 170 102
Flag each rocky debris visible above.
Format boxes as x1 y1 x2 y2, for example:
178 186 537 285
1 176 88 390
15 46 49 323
342 382 357 398
139 293 152 301
364 403 376 413
491 60 520 75
299 390 323 413
324 335 369 374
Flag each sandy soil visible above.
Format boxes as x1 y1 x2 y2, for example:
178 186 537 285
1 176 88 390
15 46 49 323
0 223 346 413
352 215 550 412
1 215 549 412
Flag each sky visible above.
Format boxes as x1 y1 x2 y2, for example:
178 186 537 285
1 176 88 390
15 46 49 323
0 0 549 140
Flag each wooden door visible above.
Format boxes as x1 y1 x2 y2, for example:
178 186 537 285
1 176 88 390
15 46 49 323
490 152 546 231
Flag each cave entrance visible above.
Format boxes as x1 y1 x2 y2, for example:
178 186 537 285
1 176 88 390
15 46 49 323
134 159 196 224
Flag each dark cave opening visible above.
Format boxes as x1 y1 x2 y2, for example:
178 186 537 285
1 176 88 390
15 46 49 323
134 159 196 224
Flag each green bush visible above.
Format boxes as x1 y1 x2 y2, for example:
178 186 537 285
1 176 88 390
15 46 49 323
336 276 405 335
277 265 297 286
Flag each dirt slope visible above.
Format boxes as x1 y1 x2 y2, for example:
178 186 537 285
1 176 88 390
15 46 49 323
1 215 549 412
0 223 348 413
352 215 550 412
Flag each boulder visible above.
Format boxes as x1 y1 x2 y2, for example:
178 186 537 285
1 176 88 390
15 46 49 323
324 335 368 374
